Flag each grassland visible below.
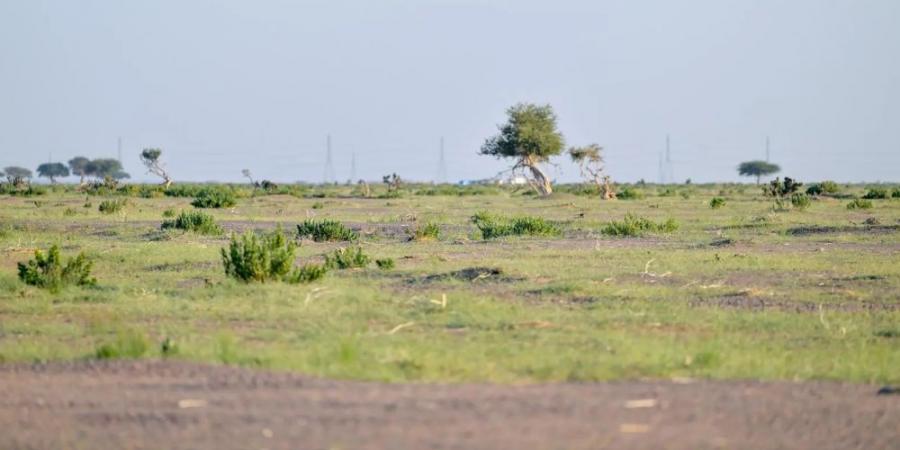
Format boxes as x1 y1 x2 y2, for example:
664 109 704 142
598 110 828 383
1 182 899 383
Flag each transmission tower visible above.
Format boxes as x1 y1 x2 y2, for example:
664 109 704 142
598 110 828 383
324 134 336 183
665 134 675 183
437 137 448 183
765 136 771 162
350 152 357 182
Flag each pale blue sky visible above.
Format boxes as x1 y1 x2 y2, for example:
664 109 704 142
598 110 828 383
1 0 898 183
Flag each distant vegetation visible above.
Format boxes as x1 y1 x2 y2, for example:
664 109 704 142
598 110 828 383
297 219 358 242
161 211 223 235
738 160 780 184
601 214 678 237
191 188 237 208
17 245 96 292
472 211 561 239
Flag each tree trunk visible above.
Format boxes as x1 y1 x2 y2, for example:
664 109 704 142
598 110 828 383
756 175 761 185
523 157 552 196
162 177 173 189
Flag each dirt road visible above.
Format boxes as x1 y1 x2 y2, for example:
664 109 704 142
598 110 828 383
1 361 896 450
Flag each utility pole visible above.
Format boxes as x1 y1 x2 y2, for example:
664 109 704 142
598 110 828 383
765 136 770 162
437 136 448 183
350 152 357 182
117 137 123 164
665 134 674 183
324 134 335 183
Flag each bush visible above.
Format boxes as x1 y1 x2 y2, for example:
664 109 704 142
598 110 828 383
862 188 889 200
790 193 811 211
375 258 395 270
17 245 96 292
284 263 328 284
161 211 223 235
98 198 127 214
709 197 726 209
221 227 296 282
893 188 900 198
192 188 237 208
617 187 645 200
324 246 371 269
412 222 440 241
162 208 177 218
296 219 358 242
471 211 561 239
94 329 148 359
806 181 840 196
601 214 679 237
847 199 873 210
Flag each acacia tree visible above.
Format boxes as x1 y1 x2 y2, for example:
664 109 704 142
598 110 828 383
480 103 564 196
738 160 780 184
68 157 91 185
140 148 172 187
36 162 70 183
568 144 616 200
4 166 32 186
85 159 129 180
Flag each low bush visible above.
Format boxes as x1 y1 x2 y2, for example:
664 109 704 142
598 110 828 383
375 258 395 270
471 212 561 239
411 222 440 241
862 188 889 200
296 219 358 242
98 198 127 214
617 187 645 200
709 197 726 209
162 208 177 218
95 329 148 359
161 211 223 235
847 199 874 210
893 188 900 198
324 246 371 269
791 193 811 211
17 245 96 292
806 181 840 196
285 263 329 284
221 227 296 282
192 188 237 208
601 214 679 237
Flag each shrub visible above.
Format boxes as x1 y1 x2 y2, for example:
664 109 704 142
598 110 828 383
617 187 644 200
601 214 679 237
790 193 811 211
285 263 328 284
221 227 296 282
847 199 873 210
412 222 440 241
806 181 840 196
311 201 325 209
375 258 395 270
296 219 358 242
471 211 561 239
862 188 889 200
192 188 237 208
98 198 127 214
17 245 96 292
324 246 371 269
162 208 177 218
161 211 223 235
709 197 726 209
893 188 900 198
94 329 148 359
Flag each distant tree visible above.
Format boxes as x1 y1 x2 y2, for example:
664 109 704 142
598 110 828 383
480 103 564 196
68 157 91 185
241 169 255 186
140 148 172 188
568 143 615 200
4 166 32 187
738 160 780 184
36 162 70 183
85 159 127 180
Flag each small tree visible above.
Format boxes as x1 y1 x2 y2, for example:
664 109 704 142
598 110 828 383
85 159 128 180
4 166 32 187
36 162 70 183
480 103 564 196
140 148 172 188
738 160 780 184
241 169 256 186
568 144 615 200
68 157 91 185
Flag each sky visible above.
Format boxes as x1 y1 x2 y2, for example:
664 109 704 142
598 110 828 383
1 0 898 184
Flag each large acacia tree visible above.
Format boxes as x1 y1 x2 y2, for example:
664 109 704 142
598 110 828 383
85 159 129 180
140 148 172 187
480 103 564 196
36 162 70 183
68 157 91 185
738 160 780 184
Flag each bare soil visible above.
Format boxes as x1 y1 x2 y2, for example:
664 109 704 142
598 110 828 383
1 360 897 450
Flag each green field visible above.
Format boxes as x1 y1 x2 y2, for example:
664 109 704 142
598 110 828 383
1 182 899 383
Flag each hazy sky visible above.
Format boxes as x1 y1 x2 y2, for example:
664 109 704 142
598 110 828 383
1 0 898 183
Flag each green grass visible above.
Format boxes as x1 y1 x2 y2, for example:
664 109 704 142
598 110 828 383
0 182 899 384
472 211 561 239
296 219 358 242
161 210 223 235
601 214 679 237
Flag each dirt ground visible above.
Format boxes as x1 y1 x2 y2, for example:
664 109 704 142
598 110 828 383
1 361 897 450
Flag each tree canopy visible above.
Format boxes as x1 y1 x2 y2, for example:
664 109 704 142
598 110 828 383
738 160 780 184
140 148 172 187
36 162 70 182
4 166 32 179
85 158 128 179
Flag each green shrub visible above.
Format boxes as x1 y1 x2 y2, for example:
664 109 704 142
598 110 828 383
285 263 328 284
862 188 889 200
375 258 395 270
98 198 127 214
790 193 811 211
893 188 900 198
471 211 561 239
324 246 371 269
617 187 644 200
311 201 325 209
709 197 726 209
17 245 96 292
806 181 840 196
601 214 678 237
412 222 440 241
192 188 237 208
847 199 873 210
161 211 223 235
296 219 358 242
221 227 296 282
162 208 177 218
95 329 149 359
